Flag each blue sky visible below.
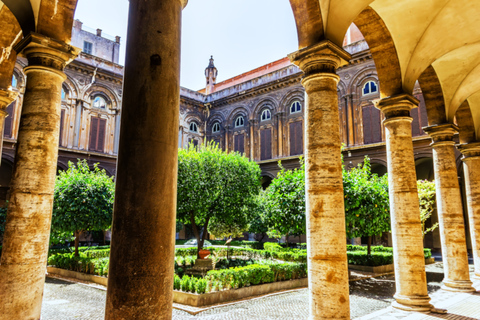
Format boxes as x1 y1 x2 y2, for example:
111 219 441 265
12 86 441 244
74 0 298 90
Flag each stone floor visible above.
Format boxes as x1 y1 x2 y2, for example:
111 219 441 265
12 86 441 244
40 263 479 320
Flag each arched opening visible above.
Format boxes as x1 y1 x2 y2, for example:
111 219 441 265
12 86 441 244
371 163 387 176
415 157 434 181
260 175 273 190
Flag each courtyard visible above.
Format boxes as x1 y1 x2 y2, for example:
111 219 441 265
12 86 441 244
41 263 479 320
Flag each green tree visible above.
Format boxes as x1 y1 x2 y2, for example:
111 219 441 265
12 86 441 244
176 142 261 256
248 192 269 242
263 160 306 246
343 157 390 255
417 180 439 238
52 160 115 256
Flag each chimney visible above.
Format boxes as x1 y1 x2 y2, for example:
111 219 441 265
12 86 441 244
115 36 121 44
74 20 83 30
96 29 102 37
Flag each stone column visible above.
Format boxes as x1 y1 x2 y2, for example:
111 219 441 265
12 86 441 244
289 41 351 320
375 94 432 311
225 124 230 152
104 0 187 319
0 33 78 320
0 89 17 165
424 124 474 292
458 142 480 281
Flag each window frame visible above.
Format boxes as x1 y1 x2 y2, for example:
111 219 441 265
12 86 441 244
83 41 93 55
290 101 302 114
235 116 245 128
212 122 221 133
92 95 107 109
362 81 378 96
189 122 198 133
261 109 272 121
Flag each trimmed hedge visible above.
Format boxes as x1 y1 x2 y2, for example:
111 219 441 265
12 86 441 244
173 261 307 293
48 245 110 257
347 251 393 266
48 252 109 276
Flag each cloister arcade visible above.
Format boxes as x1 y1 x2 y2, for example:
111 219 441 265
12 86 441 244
0 0 479 319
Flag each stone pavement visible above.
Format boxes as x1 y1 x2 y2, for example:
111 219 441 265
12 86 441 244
41 274 435 320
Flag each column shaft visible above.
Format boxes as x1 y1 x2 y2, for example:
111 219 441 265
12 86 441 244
104 0 185 319
376 95 432 311
0 34 78 320
458 143 480 281
425 124 473 291
289 41 351 320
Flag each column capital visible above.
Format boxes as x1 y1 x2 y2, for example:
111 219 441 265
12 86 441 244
14 33 80 76
0 88 18 111
374 93 419 120
423 123 459 146
458 142 480 159
288 40 351 77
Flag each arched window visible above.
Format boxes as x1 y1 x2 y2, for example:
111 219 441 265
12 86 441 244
235 116 244 128
61 88 67 101
212 122 220 133
11 75 17 88
261 109 271 121
190 122 198 133
290 101 302 114
93 96 107 109
362 81 378 96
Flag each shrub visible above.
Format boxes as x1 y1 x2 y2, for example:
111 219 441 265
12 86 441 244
264 242 283 252
205 264 275 292
47 252 109 276
347 251 393 266
174 274 181 290
195 278 207 294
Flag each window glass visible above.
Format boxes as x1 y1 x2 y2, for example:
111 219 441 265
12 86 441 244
261 109 271 121
83 41 93 55
212 122 220 133
235 116 244 128
290 101 302 114
11 75 17 88
61 88 67 101
93 96 107 109
190 122 198 133
362 81 378 96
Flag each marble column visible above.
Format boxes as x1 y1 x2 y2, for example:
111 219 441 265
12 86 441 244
105 0 187 319
458 142 480 281
289 40 351 320
0 89 17 164
0 33 78 320
424 124 474 292
375 94 432 311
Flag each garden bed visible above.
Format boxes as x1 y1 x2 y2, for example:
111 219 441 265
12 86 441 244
47 266 108 286
173 278 307 307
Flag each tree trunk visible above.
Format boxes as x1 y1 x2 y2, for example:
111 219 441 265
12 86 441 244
285 233 289 248
367 236 372 256
74 231 80 257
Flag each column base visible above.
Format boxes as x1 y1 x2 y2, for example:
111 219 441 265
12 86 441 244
392 294 433 312
442 279 475 292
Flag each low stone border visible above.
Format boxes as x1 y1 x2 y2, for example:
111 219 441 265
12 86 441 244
173 278 308 307
46 267 108 286
349 257 435 274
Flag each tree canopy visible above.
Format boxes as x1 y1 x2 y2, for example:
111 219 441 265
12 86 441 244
263 160 306 244
343 157 390 254
176 142 261 255
417 180 439 238
52 160 115 256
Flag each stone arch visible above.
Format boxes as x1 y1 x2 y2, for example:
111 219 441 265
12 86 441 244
83 83 120 110
337 80 347 97
455 101 476 144
418 65 448 126
289 0 323 48
228 106 249 129
36 0 78 43
370 159 388 176
415 156 434 181
280 89 305 115
56 161 68 173
253 98 278 120
0 5 22 90
349 66 378 97
353 7 404 98
207 113 225 135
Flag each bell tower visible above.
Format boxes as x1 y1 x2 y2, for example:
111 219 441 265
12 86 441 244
205 56 218 95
